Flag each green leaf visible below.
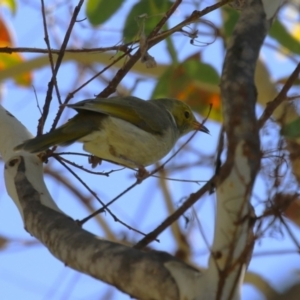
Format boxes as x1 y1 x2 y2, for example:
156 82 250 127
0 52 32 86
153 59 220 98
86 0 124 26
184 60 220 86
221 9 300 55
277 76 300 86
152 65 175 98
222 7 240 38
222 8 300 56
123 0 172 42
281 117 300 138
152 57 222 121
269 20 300 55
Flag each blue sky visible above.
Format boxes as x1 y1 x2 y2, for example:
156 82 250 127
0 1 300 299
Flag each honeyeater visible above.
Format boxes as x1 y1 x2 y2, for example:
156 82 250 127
14 96 209 169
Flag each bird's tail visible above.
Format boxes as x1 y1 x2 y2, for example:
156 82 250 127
14 113 99 153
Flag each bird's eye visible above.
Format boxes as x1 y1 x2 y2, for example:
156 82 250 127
184 111 190 119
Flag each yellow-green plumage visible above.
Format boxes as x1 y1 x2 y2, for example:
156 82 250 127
14 111 104 152
14 96 209 168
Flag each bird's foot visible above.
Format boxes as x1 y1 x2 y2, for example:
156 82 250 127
135 166 149 183
89 155 102 168
37 149 53 163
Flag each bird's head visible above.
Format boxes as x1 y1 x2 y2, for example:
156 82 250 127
156 98 209 137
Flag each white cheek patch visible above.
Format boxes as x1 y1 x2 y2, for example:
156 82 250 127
166 109 177 129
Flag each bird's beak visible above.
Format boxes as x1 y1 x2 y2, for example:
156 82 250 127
193 121 210 134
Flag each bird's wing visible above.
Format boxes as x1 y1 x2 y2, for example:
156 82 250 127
67 96 171 135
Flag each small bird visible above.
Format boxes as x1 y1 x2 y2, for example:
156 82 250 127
15 96 209 171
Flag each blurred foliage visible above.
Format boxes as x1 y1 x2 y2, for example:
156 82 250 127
152 53 222 121
1 1 300 299
123 0 172 42
0 16 32 86
284 199 300 227
1 0 17 14
86 0 124 26
281 117 300 138
222 6 240 38
270 20 300 55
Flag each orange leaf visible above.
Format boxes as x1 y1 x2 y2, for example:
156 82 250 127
0 16 32 86
0 52 32 86
152 55 222 121
0 17 13 45
284 200 300 227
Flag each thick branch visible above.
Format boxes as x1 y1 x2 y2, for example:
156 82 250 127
5 155 202 300
199 1 278 299
1 105 202 299
0 107 62 219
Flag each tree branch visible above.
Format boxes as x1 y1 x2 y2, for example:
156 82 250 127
199 1 277 299
1 103 204 299
0 106 62 219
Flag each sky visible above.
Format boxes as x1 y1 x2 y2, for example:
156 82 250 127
0 1 300 299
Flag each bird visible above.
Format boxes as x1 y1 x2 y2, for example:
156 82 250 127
14 96 209 171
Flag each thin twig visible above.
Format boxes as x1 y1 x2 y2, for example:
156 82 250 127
279 214 300 249
79 129 205 224
134 176 215 249
148 0 182 39
55 156 152 237
38 0 56 136
0 45 131 55
39 0 85 135
258 62 300 128
50 48 134 131
150 175 207 183
57 156 111 176
98 0 230 97
54 156 106 207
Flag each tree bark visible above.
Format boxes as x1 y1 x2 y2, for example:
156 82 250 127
0 1 282 299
